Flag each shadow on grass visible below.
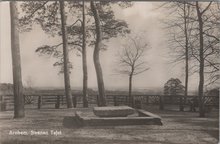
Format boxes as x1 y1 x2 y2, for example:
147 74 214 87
0 117 13 120
62 116 82 128
172 116 219 139
202 130 219 140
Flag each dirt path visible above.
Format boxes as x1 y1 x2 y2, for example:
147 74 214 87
0 108 218 144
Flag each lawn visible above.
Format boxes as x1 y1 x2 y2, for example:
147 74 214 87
0 106 219 144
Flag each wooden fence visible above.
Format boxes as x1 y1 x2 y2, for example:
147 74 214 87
0 94 219 111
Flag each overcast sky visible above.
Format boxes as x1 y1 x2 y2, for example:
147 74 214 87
0 2 199 90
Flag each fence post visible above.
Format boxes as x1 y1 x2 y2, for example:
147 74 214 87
132 95 135 108
96 95 100 106
179 96 184 111
55 95 60 109
159 95 164 110
146 96 149 104
61 95 64 105
73 95 77 108
0 96 6 111
38 96 42 109
114 95 118 106
134 98 142 109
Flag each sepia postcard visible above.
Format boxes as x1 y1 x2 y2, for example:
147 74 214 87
0 0 219 144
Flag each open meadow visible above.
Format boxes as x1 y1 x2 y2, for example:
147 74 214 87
0 106 218 144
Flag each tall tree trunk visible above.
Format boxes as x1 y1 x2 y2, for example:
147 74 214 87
180 2 189 112
82 0 88 107
90 1 107 106
59 1 73 108
183 2 189 99
196 2 205 117
10 1 25 118
128 74 134 107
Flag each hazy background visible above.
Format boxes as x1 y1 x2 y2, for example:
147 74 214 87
0 2 199 91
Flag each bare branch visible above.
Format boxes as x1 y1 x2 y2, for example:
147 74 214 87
203 32 220 42
133 68 150 75
115 35 149 77
70 19 83 30
201 2 212 15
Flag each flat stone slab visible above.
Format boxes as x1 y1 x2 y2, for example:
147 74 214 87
75 109 162 126
137 109 161 119
93 106 135 117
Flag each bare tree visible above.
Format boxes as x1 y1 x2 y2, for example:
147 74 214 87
162 2 197 112
116 36 149 107
162 2 219 116
10 1 25 118
183 2 190 99
195 1 213 117
182 2 219 117
161 2 196 101
179 1 219 117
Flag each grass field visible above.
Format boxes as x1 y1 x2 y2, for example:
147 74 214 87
0 106 219 144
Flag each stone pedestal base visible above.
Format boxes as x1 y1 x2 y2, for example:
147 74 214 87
75 109 162 126
93 106 135 117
